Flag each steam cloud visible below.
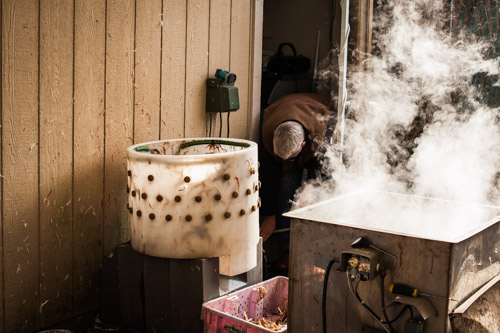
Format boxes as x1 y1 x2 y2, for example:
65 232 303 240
306 0 500 208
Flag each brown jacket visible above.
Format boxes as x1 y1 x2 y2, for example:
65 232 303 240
261 93 332 164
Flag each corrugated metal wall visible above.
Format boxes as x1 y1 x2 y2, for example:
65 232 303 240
0 0 263 331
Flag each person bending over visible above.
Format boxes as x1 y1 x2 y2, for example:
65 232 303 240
258 93 333 271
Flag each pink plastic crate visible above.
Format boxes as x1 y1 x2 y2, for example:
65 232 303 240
202 276 288 333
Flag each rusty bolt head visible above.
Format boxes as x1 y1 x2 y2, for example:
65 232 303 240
141 193 148 200
205 214 213 222
127 170 132 177
185 215 192 222
240 209 246 216
232 192 239 198
246 189 252 195
137 210 142 217
129 208 133 214
148 175 154 181
223 174 230 181
131 191 136 197
165 214 172 222
175 195 182 202
184 176 191 183
224 212 231 219
149 213 155 220
195 196 202 202
251 205 256 212
214 194 221 201
156 195 163 202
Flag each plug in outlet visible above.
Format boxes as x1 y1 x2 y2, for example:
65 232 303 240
337 248 381 281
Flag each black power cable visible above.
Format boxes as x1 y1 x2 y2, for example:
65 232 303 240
219 112 223 137
382 305 413 324
348 273 391 333
380 270 394 332
322 258 339 333
209 113 213 137
227 112 230 138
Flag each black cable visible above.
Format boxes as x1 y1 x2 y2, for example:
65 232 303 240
380 271 393 332
382 305 412 324
219 112 222 137
209 113 213 137
347 273 390 333
322 258 339 333
227 112 230 138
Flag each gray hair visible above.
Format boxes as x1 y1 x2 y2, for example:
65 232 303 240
273 121 305 159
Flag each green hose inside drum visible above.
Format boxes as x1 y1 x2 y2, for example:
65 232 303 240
179 139 250 149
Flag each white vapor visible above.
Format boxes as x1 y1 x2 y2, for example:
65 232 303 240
304 0 500 208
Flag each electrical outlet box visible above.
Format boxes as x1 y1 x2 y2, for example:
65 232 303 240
206 78 240 113
337 248 381 281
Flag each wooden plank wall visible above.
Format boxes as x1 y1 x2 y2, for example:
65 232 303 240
0 0 262 331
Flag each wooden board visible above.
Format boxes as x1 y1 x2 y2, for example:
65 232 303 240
184 0 210 137
207 0 231 137
0 1 4 330
160 0 187 139
229 0 251 139
0 0 259 328
248 0 263 142
134 0 162 143
73 0 106 315
2 0 40 331
103 0 135 256
39 0 74 327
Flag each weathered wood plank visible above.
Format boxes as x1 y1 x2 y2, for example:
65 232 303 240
184 0 209 137
248 0 263 142
229 0 251 139
0 1 4 330
104 0 135 256
160 0 187 139
39 0 74 327
207 0 231 137
73 0 106 315
2 0 40 331
134 0 162 143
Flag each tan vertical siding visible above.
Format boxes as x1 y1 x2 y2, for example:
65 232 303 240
208 0 231 137
134 0 162 143
249 0 263 142
104 0 135 256
184 0 210 137
2 0 40 331
39 0 74 326
229 0 252 139
0 0 261 329
0 0 5 330
73 0 106 315
161 0 187 139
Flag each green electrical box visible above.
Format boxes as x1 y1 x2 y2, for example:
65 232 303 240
206 71 240 113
